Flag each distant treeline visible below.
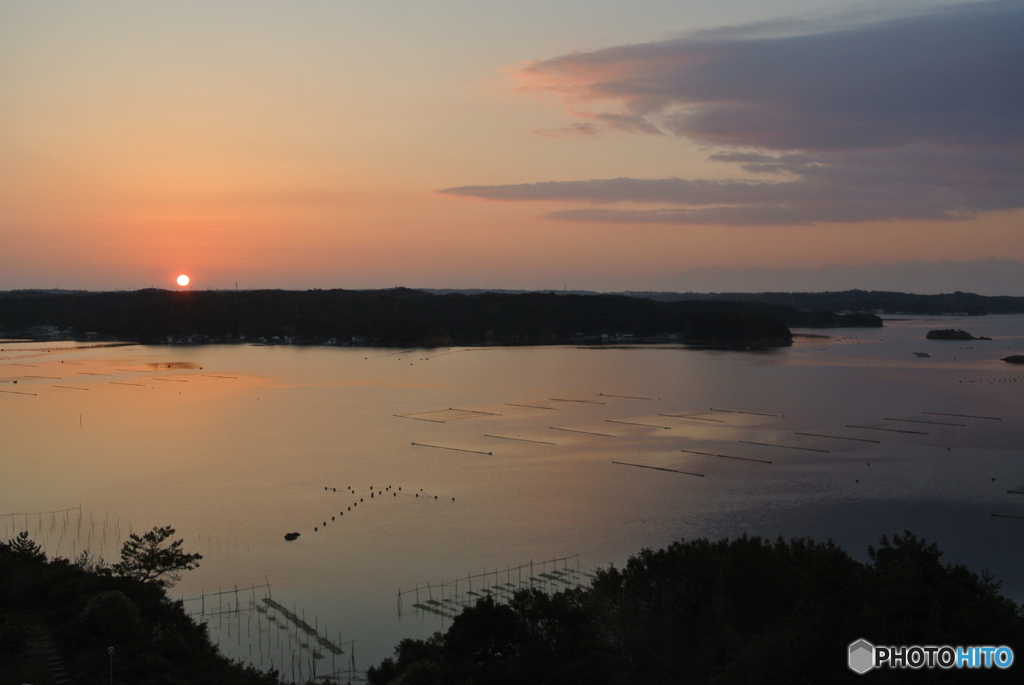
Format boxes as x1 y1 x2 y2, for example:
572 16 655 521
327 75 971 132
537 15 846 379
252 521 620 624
0 289 882 347
623 290 1024 315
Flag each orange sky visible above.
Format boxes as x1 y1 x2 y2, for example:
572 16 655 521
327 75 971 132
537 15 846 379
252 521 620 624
1 1 1021 292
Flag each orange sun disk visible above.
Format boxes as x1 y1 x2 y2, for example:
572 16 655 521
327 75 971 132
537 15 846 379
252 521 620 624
176 274 191 287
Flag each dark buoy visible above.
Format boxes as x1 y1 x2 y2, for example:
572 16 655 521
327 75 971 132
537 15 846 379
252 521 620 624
435 496 437 499
416 494 418 498
284 532 300 541
332 516 335 520
452 497 455 501
314 527 318 531
360 498 363 502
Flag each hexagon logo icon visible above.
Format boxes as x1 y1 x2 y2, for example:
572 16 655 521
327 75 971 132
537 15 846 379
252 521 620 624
849 639 875 674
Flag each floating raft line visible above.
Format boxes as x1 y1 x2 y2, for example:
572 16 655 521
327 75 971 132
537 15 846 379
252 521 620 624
77 372 111 376
53 385 90 391
152 377 188 382
0 389 36 395
1007 491 1024 495
550 398 605 404
23 375 60 379
991 513 1024 521
658 413 725 423
550 427 617 438
794 432 881 444
483 435 556 445
411 442 493 455
543 574 582 587
413 603 458 619
739 441 829 453
597 393 654 400
884 418 965 427
680 449 772 464
503 403 557 410
710 408 784 417
611 461 704 477
605 419 671 429
394 414 445 423
401 408 494 422
202 374 237 379
846 425 929 435
109 381 145 387
261 598 345 654
0 505 81 519
450 408 502 416
181 583 271 602
923 412 1001 421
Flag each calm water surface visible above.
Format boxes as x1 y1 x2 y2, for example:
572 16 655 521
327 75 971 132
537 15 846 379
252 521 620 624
2 314 1023 674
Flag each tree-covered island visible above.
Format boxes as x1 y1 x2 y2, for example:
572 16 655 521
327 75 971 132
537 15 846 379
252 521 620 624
0 289 883 348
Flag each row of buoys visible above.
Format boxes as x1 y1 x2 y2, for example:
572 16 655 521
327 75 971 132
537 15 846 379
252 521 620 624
964 376 1023 383
300 486 455 537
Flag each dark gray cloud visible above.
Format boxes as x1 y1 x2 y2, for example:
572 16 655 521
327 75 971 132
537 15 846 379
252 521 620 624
440 2 1024 227
517 0 1024 150
443 146 1024 225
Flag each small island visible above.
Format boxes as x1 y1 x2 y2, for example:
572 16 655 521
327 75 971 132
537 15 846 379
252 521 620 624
926 328 991 340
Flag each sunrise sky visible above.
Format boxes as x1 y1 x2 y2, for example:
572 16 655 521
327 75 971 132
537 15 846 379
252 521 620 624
2 0 1021 292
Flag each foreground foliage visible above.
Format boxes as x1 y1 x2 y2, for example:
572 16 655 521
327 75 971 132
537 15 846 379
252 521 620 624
0 529 281 685
369 533 1024 684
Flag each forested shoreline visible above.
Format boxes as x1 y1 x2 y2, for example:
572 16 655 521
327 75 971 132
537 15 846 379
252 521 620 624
0 289 883 348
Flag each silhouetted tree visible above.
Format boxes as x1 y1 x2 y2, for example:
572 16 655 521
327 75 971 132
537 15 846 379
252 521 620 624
112 525 202 588
4 531 46 563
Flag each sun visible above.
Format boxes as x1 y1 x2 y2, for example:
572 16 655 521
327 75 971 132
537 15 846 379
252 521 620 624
176 274 191 287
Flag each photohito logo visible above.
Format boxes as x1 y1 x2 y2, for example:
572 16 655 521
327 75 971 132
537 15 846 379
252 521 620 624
849 639 1014 673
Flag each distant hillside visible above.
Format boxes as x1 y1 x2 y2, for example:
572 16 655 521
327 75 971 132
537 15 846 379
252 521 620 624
0 289 881 348
425 289 1024 316
625 290 1024 315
